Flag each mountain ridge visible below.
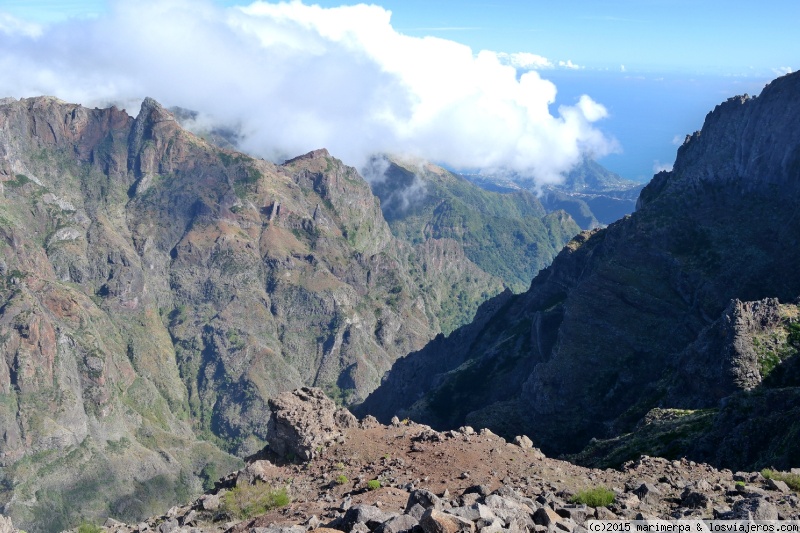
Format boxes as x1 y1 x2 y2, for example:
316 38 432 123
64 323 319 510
0 95 508 531
366 155 580 293
359 71 800 470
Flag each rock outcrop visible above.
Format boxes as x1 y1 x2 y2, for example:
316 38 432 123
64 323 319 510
266 387 353 461
0 516 18 533
360 71 800 469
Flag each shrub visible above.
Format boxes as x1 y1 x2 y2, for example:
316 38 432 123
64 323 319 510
77 523 103 533
200 463 218 491
570 487 615 507
335 474 349 485
367 479 381 491
222 483 290 519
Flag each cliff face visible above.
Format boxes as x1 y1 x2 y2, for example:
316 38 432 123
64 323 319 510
360 72 800 468
0 96 496 531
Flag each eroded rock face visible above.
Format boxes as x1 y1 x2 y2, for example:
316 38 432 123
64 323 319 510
0 515 18 533
668 297 784 406
266 387 351 460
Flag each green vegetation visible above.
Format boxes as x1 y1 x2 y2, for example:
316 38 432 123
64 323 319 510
752 320 800 379
335 474 349 485
366 479 381 491
226 329 246 351
200 463 218 491
105 437 131 454
567 408 717 469
787 322 800 347
222 483 290 520
77 522 103 533
761 469 800 491
570 487 615 507
8 174 32 187
371 159 579 293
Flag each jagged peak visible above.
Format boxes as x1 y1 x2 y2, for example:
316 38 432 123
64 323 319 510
283 148 331 165
135 96 176 124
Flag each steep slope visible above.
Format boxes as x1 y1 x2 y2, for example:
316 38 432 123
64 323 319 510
360 72 800 469
0 96 487 531
368 156 580 294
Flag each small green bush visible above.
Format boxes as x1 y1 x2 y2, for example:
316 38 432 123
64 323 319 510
367 479 381 491
335 474 349 485
570 487 615 507
222 483 290 519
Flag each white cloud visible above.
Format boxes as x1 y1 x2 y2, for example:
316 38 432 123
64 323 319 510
773 66 793 76
0 0 615 186
558 59 583 70
0 12 42 37
620 64 626 72
653 160 673 173
496 52 553 70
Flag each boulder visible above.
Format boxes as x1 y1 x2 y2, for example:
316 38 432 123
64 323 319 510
361 415 381 429
420 508 475 533
533 507 562 527
731 498 779 520
766 478 791 493
633 483 661 505
375 514 420 533
513 435 533 449
680 488 709 509
236 459 280 486
407 489 444 512
266 387 342 460
342 505 392 531
336 408 359 429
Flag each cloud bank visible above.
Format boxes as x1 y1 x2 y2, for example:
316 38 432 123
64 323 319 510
0 0 616 185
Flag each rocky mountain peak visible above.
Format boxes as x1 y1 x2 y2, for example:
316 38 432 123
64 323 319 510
128 96 198 192
638 72 800 210
284 148 332 165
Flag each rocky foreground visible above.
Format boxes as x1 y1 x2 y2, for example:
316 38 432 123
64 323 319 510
10 387 791 533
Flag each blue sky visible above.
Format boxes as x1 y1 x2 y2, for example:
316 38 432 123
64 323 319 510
0 0 795 182
293 0 797 76
6 0 795 75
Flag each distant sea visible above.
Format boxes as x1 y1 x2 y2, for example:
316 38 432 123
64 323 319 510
543 69 777 183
